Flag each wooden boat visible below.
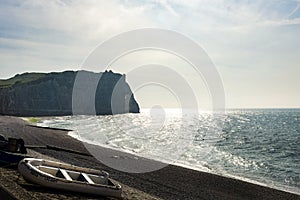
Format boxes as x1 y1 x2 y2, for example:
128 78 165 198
18 158 122 198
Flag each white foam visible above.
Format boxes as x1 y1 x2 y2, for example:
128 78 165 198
35 114 300 195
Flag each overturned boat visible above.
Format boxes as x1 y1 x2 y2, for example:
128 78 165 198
18 158 122 198
0 150 27 166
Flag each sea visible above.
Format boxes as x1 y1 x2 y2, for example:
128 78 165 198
34 108 300 195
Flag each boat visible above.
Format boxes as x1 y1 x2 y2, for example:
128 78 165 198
18 158 122 198
0 135 27 154
0 150 27 166
0 134 7 150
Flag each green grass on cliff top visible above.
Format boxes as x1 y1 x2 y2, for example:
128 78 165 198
0 73 46 88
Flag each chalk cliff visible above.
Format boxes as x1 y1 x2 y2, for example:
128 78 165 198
0 70 139 116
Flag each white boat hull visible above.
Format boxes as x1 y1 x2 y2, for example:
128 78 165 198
18 158 122 198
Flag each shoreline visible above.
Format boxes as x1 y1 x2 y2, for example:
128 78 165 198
161 159 300 196
68 130 300 196
1 115 299 199
36 117 300 196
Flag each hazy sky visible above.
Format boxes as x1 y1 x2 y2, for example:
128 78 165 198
0 0 299 109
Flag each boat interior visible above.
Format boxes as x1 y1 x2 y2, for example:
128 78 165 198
37 165 109 185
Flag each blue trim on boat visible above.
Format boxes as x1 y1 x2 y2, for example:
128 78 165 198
0 150 27 165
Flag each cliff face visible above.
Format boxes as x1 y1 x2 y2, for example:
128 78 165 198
0 71 139 116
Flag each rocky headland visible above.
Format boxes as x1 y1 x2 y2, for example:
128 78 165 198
0 70 139 116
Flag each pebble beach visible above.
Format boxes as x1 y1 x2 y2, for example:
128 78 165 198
0 116 299 200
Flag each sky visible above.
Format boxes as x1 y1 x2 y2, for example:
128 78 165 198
0 0 299 109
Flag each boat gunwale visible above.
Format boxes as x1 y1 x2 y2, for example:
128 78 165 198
21 158 121 190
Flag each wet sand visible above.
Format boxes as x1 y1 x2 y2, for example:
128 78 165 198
0 116 299 200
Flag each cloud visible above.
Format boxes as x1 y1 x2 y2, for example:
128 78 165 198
1 0 299 47
154 0 300 31
0 0 299 107
0 0 156 42
0 0 157 77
